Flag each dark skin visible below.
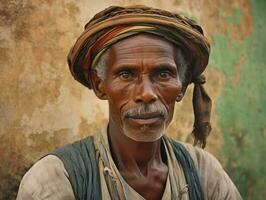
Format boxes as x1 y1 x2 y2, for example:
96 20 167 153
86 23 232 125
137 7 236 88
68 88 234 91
91 34 190 200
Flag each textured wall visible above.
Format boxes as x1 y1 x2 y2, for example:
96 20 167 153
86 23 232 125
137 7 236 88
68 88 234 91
0 0 265 199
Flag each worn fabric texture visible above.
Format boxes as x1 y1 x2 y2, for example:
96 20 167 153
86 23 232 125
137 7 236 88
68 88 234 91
50 136 101 200
16 129 242 200
93 130 202 200
67 5 212 147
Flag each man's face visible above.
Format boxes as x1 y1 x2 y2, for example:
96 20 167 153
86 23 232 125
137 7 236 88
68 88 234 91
98 34 184 142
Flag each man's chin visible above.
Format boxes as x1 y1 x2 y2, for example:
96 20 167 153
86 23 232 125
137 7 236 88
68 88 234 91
122 124 166 142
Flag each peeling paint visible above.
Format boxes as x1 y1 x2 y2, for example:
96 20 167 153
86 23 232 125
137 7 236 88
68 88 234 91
19 86 108 136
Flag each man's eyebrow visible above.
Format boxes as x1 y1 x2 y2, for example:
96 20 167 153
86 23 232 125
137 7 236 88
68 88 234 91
152 63 177 72
112 65 137 73
112 63 177 73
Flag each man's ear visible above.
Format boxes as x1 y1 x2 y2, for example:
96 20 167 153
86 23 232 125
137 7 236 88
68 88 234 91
176 70 192 102
90 71 107 100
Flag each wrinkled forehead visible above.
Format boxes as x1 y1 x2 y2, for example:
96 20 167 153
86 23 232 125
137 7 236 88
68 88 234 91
106 33 179 66
110 33 176 51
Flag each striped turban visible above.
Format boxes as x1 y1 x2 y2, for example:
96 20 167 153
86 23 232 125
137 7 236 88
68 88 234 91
67 5 212 148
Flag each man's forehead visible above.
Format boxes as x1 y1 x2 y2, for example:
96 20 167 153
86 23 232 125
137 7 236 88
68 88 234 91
107 34 177 68
109 33 175 51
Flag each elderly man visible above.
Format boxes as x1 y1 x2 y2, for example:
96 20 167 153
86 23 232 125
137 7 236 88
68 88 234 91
17 6 242 200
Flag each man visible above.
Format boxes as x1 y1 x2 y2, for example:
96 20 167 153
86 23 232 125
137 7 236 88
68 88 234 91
17 6 242 200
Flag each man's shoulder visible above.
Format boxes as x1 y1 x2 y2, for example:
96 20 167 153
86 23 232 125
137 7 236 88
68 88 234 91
17 136 99 200
52 136 94 155
172 140 227 182
177 141 222 169
50 136 98 172
171 140 242 200
166 137 219 169
17 136 96 199
17 155 75 199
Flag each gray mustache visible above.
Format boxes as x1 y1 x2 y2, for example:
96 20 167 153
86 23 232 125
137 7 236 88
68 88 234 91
122 103 167 119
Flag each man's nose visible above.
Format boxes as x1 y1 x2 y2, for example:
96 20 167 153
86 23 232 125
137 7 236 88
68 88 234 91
133 76 157 104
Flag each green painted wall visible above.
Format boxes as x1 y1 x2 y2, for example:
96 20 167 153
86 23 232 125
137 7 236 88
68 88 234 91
210 0 266 199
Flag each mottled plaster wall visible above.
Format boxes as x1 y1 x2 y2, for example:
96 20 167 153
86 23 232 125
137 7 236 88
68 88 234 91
0 0 265 199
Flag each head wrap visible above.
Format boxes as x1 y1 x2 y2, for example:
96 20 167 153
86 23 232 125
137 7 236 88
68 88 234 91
67 5 212 148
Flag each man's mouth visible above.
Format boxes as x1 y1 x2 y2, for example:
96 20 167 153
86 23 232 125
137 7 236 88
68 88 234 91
125 113 164 125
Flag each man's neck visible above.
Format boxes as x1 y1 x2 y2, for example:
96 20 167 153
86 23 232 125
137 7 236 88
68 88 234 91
107 122 166 175
107 121 169 200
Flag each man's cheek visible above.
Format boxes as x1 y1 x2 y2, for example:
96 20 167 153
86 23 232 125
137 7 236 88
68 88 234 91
157 91 179 112
158 83 182 100
109 99 127 115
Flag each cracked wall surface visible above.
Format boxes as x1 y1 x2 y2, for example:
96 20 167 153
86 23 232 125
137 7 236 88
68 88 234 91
0 0 265 199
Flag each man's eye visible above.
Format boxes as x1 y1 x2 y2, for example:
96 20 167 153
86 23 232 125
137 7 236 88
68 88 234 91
157 71 172 80
119 71 133 80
